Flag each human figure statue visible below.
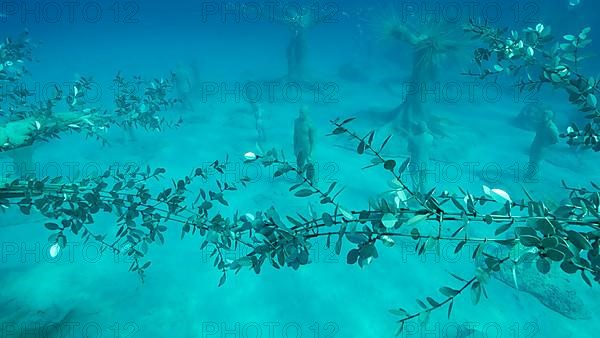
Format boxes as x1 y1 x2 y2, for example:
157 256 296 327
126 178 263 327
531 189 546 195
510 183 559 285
287 27 308 82
293 105 315 172
172 62 200 112
407 122 434 194
250 101 267 150
274 6 323 83
525 110 559 179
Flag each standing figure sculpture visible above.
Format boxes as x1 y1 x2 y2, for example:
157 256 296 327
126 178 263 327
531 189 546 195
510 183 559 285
274 5 325 83
250 101 267 151
293 105 315 177
172 61 201 113
407 121 434 194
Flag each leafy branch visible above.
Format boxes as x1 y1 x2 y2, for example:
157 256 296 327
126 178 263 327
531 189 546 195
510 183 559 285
2 119 600 330
464 20 600 151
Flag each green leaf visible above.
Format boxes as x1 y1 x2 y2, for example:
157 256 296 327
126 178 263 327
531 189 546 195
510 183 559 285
294 189 314 197
335 237 343 255
439 286 459 297
566 230 592 250
471 281 481 304
357 141 366 154
426 297 440 307
450 273 466 282
450 197 466 213
286 216 304 228
418 310 430 325
384 160 396 171
536 257 550 274
545 248 565 262
44 223 60 230
381 213 397 229
406 213 428 226
340 117 356 125
218 273 227 287
397 158 410 175
346 249 360 264
587 94 598 108
519 234 540 247
388 308 408 317
0 198 9 208
379 135 392 152
325 182 337 196
581 271 592 287
153 167 166 176
410 228 420 240
541 237 558 249
560 260 579 274
322 213 334 227
454 240 466 254
395 322 405 336
332 127 346 135
494 222 512 236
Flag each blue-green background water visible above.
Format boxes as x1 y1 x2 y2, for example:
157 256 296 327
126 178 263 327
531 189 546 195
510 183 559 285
1 0 599 337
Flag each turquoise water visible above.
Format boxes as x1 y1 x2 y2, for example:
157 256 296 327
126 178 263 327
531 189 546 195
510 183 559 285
1 1 599 337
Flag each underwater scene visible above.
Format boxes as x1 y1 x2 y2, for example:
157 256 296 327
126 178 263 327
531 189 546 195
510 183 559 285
1 0 600 337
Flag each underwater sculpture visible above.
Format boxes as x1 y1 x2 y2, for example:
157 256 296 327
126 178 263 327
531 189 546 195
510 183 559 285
293 105 315 175
172 61 201 112
1 117 600 334
285 18 307 83
2 22 600 338
383 20 459 133
489 258 591 320
2 117 599 333
465 22 599 151
270 3 333 90
513 103 553 131
274 6 317 83
250 101 267 151
406 121 433 194
526 109 560 179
